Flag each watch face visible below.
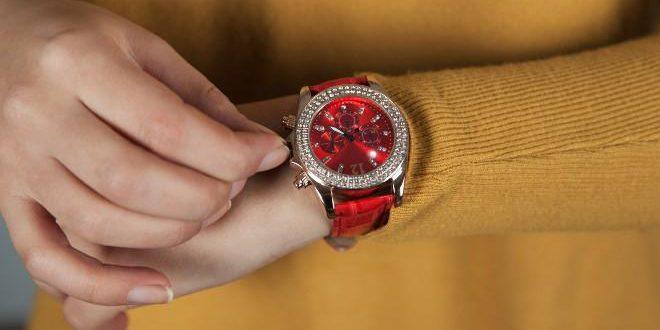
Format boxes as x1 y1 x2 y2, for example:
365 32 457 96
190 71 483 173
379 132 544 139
296 84 409 189
309 97 395 175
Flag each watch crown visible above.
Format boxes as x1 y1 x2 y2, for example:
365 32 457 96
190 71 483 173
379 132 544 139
294 171 312 189
281 114 297 130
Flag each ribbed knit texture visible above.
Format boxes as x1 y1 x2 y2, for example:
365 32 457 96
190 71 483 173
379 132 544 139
371 34 660 240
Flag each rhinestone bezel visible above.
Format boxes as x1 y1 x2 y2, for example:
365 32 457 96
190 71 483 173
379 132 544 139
295 84 409 189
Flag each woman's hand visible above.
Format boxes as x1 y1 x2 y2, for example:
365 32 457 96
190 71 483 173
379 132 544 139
63 154 330 330
53 96 330 329
0 0 288 307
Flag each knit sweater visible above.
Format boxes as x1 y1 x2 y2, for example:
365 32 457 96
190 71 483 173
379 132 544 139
30 1 660 329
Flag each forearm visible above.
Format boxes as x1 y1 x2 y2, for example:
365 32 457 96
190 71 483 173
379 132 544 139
238 34 660 240
358 34 660 239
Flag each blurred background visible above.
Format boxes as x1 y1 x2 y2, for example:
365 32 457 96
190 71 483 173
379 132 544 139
0 217 34 330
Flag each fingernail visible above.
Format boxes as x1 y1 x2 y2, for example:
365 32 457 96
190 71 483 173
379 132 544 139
202 200 231 228
126 286 173 305
229 180 247 199
257 144 290 172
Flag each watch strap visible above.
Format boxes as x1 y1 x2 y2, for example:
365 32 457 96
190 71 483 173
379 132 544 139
331 194 395 237
309 76 369 96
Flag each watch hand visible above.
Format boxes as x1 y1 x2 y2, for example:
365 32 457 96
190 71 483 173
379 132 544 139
329 131 335 152
329 126 345 136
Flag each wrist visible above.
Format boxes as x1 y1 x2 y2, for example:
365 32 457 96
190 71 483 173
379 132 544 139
223 164 329 257
236 96 330 240
255 166 331 244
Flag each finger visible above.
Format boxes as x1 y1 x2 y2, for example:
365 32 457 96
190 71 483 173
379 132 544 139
2 197 173 306
31 158 206 248
130 32 275 134
49 104 231 222
74 48 288 182
229 179 247 200
64 298 128 330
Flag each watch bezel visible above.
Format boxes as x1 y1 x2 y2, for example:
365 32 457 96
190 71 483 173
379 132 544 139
294 84 409 190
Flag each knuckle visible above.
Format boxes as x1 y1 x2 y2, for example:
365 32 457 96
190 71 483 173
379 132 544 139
145 34 174 54
194 183 229 221
73 213 105 243
1 85 39 129
97 161 146 202
138 111 187 154
22 247 50 280
39 29 114 74
39 30 88 71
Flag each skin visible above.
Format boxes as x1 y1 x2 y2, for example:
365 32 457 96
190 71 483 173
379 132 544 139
62 96 331 329
0 0 290 308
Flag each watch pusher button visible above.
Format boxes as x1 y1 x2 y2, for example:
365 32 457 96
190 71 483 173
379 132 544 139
294 171 312 189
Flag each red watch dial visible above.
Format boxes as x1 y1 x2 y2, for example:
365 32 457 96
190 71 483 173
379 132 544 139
309 96 394 175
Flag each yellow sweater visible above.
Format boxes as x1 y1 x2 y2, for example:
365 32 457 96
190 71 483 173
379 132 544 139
30 1 660 329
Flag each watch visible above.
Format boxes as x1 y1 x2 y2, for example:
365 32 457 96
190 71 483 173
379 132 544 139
282 76 410 250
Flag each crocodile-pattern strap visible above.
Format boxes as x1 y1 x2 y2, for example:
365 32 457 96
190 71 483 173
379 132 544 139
309 76 394 238
332 194 395 237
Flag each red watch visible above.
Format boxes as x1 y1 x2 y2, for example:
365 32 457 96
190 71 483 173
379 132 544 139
283 76 410 250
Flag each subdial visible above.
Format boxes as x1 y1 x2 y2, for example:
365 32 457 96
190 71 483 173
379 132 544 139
358 124 381 145
337 111 358 130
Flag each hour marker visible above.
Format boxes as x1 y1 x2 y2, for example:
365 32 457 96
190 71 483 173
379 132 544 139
324 112 334 120
350 163 366 175
313 142 320 148
382 130 390 136
337 163 344 173
358 107 365 114
340 105 347 111
377 146 387 152
314 125 325 132
322 156 332 163
369 159 378 167
370 114 381 123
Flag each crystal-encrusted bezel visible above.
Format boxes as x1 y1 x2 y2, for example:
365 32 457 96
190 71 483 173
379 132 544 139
295 84 409 189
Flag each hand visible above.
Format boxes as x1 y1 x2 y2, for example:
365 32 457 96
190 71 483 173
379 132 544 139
61 98 330 328
61 165 330 329
55 96 330 329
0 0 288 307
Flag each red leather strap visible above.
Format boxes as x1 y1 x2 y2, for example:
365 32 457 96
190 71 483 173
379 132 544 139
332 194 395 237
309 76 369 95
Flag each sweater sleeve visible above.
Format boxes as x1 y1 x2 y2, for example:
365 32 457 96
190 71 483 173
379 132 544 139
367 33 660 240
